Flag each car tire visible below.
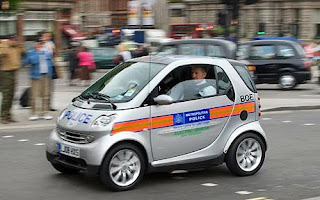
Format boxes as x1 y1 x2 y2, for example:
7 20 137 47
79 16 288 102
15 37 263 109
278 73 297 90
100 143 146 191
225 133 266 176
51 163 80 174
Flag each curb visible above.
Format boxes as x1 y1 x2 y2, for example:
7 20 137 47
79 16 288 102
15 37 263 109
262 105 320 112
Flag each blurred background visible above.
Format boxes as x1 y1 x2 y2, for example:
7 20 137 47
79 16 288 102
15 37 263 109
0 0 319 53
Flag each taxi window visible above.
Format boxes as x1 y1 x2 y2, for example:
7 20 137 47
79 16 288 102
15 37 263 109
179 44 205 56
157 45 177 55
250 45 276 59
207 45 224 58
81 62 166 103
278 45 296 58
161 64 217 102
236 44 249 60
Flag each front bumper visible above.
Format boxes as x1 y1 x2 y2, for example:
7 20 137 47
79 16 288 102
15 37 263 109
46 128 110 168
295 71 312 83
46 151 100 175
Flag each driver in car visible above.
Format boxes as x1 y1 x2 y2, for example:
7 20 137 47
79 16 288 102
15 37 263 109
168 66 216 101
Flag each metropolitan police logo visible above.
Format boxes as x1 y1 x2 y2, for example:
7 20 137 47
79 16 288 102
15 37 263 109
174 113 184 125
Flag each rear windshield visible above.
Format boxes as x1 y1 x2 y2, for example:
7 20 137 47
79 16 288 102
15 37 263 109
232 63 257 93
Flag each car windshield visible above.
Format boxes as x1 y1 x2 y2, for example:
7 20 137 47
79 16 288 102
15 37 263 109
80 62 166 103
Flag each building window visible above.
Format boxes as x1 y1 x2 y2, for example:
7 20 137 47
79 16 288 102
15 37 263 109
170 8 185 17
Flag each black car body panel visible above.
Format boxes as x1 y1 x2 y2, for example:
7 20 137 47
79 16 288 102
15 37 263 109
237 40 311 85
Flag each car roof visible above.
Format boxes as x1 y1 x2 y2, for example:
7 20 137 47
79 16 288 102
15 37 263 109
130 55 220 65
239 39 299 46
162 38 235 46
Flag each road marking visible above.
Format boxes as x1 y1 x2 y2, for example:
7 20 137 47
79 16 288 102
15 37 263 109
261 118 272 121
246 197 274 200
201 183 218 187
282 120 292 123
257 189 267 192
303 123 315 126
236 191 253 195
34 143 45 146
2 135 14 138
17 139 29 142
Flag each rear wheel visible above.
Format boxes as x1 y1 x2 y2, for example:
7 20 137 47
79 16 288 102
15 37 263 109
100 143 145 191
51 163 80 174
278 73 296 90
226 133 266 176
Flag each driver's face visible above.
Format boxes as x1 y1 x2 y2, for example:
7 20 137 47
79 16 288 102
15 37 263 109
192 67 207 80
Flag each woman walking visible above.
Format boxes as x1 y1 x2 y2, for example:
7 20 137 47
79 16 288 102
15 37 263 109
77 46 95 86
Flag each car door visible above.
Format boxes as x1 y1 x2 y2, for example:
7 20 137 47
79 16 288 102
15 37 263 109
249 44 278 83
150 64 235 161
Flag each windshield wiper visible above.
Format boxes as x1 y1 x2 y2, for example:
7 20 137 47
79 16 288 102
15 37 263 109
86 92 117 110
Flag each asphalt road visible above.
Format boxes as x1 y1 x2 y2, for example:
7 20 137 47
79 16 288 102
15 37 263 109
1 110 320 200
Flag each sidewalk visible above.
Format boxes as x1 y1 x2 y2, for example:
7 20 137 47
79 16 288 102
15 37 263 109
0 68 320 131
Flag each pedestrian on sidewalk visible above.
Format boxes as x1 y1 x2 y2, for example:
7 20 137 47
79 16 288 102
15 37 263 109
0 34 24 124
26 39 54 121
40 31 58 111
113 44 132 65
67 44 80 86
77 46 95 86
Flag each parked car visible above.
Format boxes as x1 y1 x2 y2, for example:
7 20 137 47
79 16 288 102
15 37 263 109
156 39 237 59
46 55 266 191
90 47 118 69
237 40 312 90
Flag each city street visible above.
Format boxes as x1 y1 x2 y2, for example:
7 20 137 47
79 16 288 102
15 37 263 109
1 110 320 200
0 67 320 200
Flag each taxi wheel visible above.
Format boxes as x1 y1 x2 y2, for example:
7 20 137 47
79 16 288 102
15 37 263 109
225 133 265 176
51 163 80 174
278 73 297 90
100 143 146 191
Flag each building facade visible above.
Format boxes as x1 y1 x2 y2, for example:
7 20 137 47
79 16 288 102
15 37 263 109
167 0 320 40
0 0 75 51
72 0 111 31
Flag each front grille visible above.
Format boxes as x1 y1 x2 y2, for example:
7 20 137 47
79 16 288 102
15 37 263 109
57 128 94 144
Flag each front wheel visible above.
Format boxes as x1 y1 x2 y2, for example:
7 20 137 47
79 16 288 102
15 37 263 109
278 73 296 90
226 133 266 176
100 143 146 191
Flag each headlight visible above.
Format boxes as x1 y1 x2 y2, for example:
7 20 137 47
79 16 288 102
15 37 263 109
57 108 67 123
91 115 115 128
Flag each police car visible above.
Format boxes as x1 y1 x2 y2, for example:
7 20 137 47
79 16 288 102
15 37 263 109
46 55 267 191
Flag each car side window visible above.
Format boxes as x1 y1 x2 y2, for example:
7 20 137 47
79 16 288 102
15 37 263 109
158 45 177 55
278 45 296 58
159 64 217 102
216 66 232 95
236 44 249 60
250 45 276 60
179 44 205 56
207 45 224 58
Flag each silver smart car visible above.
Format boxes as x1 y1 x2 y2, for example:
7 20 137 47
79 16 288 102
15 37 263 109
46 55 267 191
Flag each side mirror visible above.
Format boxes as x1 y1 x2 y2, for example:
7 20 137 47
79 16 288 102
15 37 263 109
153 94 174 105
